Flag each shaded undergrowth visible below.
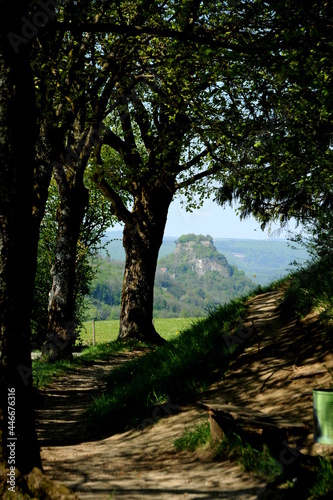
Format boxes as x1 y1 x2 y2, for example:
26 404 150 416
174 420 333 498
174 419 280 481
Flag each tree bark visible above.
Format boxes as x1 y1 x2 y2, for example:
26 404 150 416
0 1 41 474
118 184 174 344
41 164 88 361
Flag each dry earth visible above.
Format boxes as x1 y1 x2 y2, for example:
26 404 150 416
36 290 333 499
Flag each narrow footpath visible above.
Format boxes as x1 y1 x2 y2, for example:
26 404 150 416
38 290 333 499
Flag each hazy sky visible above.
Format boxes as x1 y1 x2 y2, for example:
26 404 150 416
111 195 294 240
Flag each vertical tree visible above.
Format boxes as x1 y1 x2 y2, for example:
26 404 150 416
93 20 249 342
0 0 41 476
39 1 161 360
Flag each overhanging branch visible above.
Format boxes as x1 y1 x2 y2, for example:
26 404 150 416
93 174 132 225
58 21 243 50
176 148 209 173
175 163 224 190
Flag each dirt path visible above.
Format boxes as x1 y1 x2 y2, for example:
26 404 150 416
38 291 333 498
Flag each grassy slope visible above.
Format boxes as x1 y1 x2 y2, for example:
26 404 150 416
33 255 333 496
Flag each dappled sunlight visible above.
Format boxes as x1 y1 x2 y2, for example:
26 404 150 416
38 288 333 497
41 407 266 499
201 290 333 461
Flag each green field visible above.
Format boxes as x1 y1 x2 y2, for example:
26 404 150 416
80 317 199 345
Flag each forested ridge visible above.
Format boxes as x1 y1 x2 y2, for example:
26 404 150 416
86 234 255 320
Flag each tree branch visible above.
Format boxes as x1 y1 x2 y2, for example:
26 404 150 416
93 174 132 225
102 128 126 155
175 163 224 190
60 22 240 50
176 148 209 173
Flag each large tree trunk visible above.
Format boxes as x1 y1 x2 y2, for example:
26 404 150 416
118 185 174 344
32 122 64 275
41 165 88 361
0 1 41 475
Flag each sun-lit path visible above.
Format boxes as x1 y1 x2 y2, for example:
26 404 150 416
39 290 333 498
41 404 267 499
35 351 145 445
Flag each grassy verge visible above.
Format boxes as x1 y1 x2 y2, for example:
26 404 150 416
309 456 333 499
86 296 248 435
280 255 333 321
174 420 280 481
174 421 333 498
33 318 197 388
33 358 76 388
32 340 150 388
174 420 211 452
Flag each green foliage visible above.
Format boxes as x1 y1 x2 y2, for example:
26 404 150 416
85 235 255 321
32 174 116 348
309 456 333 499
215 238 309 285
174 420 211 452
173 423 280 481
214 433 281 481
86 296 247 435
177 234 214 244
280 254 333 321
215 0 333 249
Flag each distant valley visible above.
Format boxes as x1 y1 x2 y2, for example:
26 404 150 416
100 230 309 285
85 232 309 321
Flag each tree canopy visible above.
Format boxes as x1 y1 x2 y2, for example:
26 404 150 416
215 0 333 243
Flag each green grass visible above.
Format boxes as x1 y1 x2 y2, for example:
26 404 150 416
32 339 149 388
309 456 333 498
214 432 281 480
173 422 281 481
174 420 211 452
79 317 198 345
86 296 248 435
33 358 76 388
280 255 333 321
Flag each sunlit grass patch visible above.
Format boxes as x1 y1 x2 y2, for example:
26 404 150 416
32 358 75 388
173 422 280 481
174 420 211 452
79 317 198 345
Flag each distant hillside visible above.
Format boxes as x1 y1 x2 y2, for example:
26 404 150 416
86 234 256 320
214 239 308 285
101 230 308 285
155 234 255 317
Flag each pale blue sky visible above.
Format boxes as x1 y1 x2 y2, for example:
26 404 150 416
111 195 294 240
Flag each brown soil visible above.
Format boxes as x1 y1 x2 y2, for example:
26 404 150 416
37 290 333 499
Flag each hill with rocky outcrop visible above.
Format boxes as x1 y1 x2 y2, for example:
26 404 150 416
155 234 255 317
167 234 233 278
86 234 256 320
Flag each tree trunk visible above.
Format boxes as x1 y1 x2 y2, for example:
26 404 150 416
0 1 41 474
118 185 174 344
41 166 88 361
32 122 64 276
